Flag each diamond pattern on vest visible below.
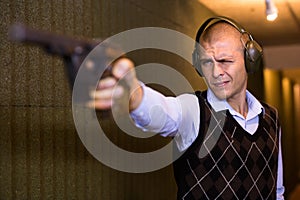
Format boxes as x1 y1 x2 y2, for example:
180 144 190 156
173 91 279 200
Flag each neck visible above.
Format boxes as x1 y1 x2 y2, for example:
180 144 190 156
227 94 248 118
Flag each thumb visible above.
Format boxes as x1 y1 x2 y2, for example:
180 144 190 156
112 58 138 90
112 58 135 79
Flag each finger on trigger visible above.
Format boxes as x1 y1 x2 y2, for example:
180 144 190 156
90 85 124 100
97 77 117 89
86 99 112 110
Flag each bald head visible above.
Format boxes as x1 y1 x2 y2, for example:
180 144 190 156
199 22 249 52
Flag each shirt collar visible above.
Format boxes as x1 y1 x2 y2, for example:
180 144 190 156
207 89 264 120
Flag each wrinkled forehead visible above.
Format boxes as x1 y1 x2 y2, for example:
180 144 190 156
200 22 242 44
198 22 245 55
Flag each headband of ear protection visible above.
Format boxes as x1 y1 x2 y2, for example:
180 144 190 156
192 16 263 76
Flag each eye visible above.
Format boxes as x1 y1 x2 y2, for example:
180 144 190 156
218 59 234 65
200 59 214 68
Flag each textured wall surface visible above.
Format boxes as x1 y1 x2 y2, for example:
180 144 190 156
4 0 295 199
0 0 214 199
3 0 288 199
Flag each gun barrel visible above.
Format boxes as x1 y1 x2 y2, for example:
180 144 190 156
7 23 125 103
8 23 28 42
8 23 99 56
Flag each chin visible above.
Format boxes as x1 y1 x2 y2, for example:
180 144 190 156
216 94 227 100
212 89 229 100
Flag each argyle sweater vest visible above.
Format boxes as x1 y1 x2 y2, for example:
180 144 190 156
173 91 280 200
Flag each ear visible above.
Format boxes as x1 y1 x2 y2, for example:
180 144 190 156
244 40 263 74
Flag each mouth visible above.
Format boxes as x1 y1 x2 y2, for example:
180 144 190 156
212 80 230 87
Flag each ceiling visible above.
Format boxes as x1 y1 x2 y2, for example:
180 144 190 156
197 0 300 84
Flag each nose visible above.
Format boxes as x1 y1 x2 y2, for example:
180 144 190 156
212 62 225 78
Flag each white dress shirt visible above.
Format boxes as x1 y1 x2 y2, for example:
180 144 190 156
131 84 285 199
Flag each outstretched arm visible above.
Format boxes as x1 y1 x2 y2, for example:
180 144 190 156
91 57 199 151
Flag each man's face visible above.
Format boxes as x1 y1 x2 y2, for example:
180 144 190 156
199 27 248 101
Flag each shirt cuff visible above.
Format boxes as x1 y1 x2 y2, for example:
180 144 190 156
130 83 152 128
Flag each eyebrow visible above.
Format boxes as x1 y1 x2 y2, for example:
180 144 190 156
214 54 234 60
199 58 213 62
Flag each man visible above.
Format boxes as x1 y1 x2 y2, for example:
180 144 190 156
91 16 285 199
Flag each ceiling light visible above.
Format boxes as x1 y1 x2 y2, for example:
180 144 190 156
265 0 278 21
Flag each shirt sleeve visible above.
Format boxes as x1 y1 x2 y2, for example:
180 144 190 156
276 128 285 200
130 84 200 152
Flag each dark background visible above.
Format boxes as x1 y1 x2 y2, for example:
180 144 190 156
0 0 298 199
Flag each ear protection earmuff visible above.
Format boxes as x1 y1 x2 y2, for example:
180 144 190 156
192 16 263 76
